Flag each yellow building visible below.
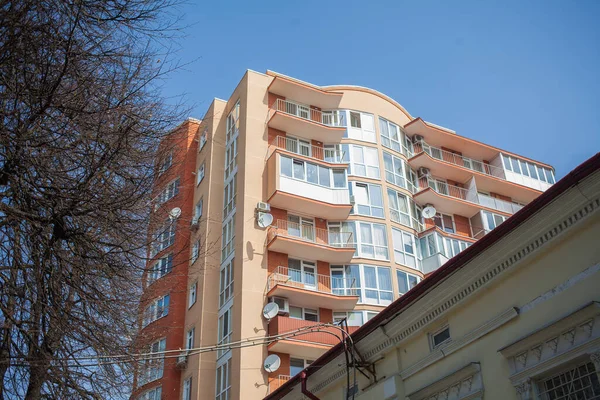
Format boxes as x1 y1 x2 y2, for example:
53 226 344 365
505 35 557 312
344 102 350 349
265 153 600 400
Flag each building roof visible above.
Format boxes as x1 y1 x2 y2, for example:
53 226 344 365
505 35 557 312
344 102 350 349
264 151 600 400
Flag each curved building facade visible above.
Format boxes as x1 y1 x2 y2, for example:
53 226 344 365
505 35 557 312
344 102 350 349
133 70 555 400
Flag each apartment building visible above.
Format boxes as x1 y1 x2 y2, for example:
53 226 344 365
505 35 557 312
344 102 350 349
132 70 555 400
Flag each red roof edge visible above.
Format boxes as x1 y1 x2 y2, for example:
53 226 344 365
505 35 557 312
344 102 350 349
264 152 600 400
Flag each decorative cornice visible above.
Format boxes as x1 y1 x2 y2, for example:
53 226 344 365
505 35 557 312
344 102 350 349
304 196 600 395
405 363 482 400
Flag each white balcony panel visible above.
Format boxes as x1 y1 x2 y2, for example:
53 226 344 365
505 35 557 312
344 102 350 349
280 176 350 205
504 170 553 192
421 253 450 274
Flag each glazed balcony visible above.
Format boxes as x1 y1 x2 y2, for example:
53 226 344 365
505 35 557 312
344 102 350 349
269 99 346 142
414 177 523 217
266 266 359 310
409 140 542 203
267 316 359 360
266 151 352 220
267 219 355 264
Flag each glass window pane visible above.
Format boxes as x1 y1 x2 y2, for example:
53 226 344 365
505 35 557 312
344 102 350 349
306 163 318 184
519 160 530 177
318 166 330 187
333 169 346 188
527 163 538 179
281 156 292 177
363 266 377 288
408 274 419 289
397 270 408 294
293 160 305 180
377 268 392 291
289 306 302 319
511 158 521 173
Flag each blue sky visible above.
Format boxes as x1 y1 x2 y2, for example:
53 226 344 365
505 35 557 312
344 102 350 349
161 0 600 178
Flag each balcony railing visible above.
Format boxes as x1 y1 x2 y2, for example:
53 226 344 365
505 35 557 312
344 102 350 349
272 99 345 127
267 266 358 296
418 177 524 214
413 140 506 180
268 219 354 248
271 136 345 164
269 375 292 394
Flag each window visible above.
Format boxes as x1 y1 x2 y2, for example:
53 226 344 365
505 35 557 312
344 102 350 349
354 222 388 260
199 128 208 151
188 282 197 308
158 151 173 175
333 311 378 327
290 358 315 377
217 307 232 358
280 155 346 189
444 237 469 258
331 264 361 296
419 232 470 260
283 135 312 157
191 240 200 263
379 117 405 154
363 265 393 305
537 361 600 399
350 182 384 218
502 154 555 185
138 386 162 400
387 188 417 228
193 198 203 224
197 163 205 185
215 358 231 400
397 270 420 295
147 254 173 287
347 111 376 142
392 228 418 269
287 215 315 241
182 377 192 400
288 258 316 287
155 178 180 209
219 258 234 306
344 144 380 178
482 210 508 231
151 220 176 257
226 101 240 144
224 138 238 180
143 295 169 327
186 328 195 350
138 338 166 386
433 213 455 234
430 326 451 349
383 152 417 193
289 306 318 322
221 217 235 261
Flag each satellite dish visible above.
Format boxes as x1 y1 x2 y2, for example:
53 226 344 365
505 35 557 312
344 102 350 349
262 302 279 320
422 205 437 219
169 207 182 220
263 354 281 373
257 212 273 228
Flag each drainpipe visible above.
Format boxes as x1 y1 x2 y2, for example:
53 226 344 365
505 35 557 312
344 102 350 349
301 371 320 400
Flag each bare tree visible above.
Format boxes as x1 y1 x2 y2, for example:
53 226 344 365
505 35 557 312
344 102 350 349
0 0 191 398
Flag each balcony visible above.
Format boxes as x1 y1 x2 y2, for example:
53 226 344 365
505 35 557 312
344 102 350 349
409 141 541 203
268 74 343 109
267 266 359 310
268 375 292 395
266 152 352 220
267 316 359 360
267 219 355 264
270 136 346 164
414 177 523 217
268 99 346 142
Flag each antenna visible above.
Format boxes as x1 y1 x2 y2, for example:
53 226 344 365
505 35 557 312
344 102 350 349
262 302 279 321
422 204 437 219
169 207 182 220
263 354 281 373
257 212 273 228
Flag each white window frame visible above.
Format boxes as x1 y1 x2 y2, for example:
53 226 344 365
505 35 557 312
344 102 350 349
430 325 451 350
502 154 555 184
283 135 312 157
143 295 169 327
379 117 406 155
280 155 347 189
147 253 173 287
188 282 197 309
223 177 237 218
191 240 200 264
137 386 162 400
137 338 166 387
289 358 315 377
356 221 389 261
387 188 412 228
151 219 176 257
346 110 376 143
154 178 180 209
383 151 417 193
287 258 317 289
392 227 419 270
482 210 508 231
396 269 421 295
344 144 380 178
289 306 319 322
333 310 378 327
199 127 208 151
186 327 195 350
193 198 203 224
215 357 232 400
217 306 232 359
158 151 173 175
361 264 393 305
219 256 234 307
433 212 456 234
221 215 235 262
197 163 205 186
182 377 192 400
350 181 384 218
